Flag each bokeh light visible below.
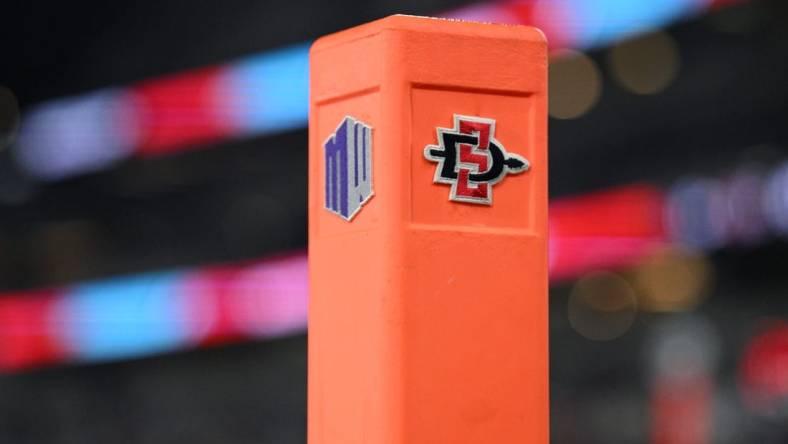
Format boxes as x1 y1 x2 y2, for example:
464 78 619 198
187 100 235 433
647 315 721 444
739 322 788 418
608 30 681 95
633 246 713 313
762 160 788 236
549 50 602 119
568 271 637 341
648 315 721 383
666 178 729 250
725 166 768 246
13 90 140 180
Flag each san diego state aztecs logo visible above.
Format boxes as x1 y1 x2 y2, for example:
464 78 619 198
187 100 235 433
424 115 530 205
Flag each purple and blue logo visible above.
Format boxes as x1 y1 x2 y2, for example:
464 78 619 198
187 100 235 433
324 116 373 221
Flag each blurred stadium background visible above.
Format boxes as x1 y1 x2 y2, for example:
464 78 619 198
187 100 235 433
0 0 787 442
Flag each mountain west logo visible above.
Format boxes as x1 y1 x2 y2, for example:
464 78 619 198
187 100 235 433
424 115 529 205
324 116 373 221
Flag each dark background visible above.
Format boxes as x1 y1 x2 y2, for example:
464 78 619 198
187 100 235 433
1 0 787 443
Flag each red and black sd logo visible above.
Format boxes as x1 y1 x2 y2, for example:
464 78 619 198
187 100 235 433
424 114 530 205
